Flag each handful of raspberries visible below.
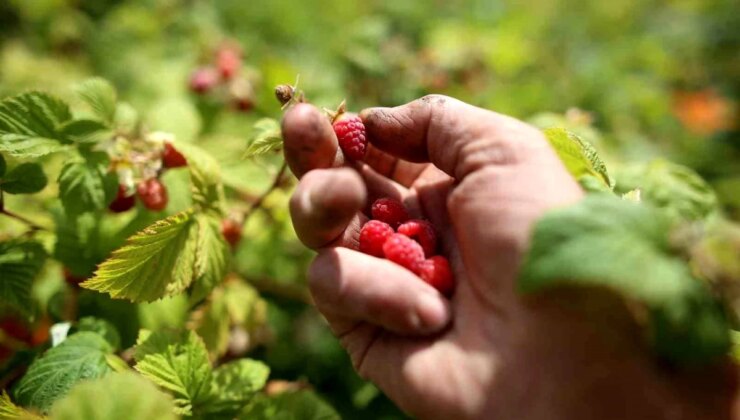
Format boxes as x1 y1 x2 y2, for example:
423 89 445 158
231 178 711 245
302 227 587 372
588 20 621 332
359 197 455 296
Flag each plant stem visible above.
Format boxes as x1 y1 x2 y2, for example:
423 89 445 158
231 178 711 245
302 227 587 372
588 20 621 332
248 276 312 305
1 209 48 232
242 160 288 225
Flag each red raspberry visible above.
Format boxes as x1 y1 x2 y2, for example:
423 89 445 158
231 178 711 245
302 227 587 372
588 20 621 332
216 48 241 79
233 96 255 112
398 219 437 257
162 142 187 168
0 317 31 344
371 197 409 228
359 220 394 257
383 233 425 272
415 256 454 296
137 178 168 211
221 218 242 247
189 67 219 94
333 114 367 160
108 184 136 213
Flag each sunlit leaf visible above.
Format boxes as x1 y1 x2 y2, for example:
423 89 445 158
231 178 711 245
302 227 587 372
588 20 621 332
81 210 198 302
0 134 68 158
134 329 212 415
243 118 282 158
202 359 269 416
0 390 43 420
75 78 117 126
177 143 225 215
543 127 612 190
614 159 718 221
239 391 340 420
189 214 231 304
48 372 177 420
0 92 72 157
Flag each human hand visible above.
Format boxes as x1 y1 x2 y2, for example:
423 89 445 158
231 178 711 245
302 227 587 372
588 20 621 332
282 95 734 419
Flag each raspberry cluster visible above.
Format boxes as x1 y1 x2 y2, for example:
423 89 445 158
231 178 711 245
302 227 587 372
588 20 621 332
108 140 187 213
359 197 454 296
188 43 256 112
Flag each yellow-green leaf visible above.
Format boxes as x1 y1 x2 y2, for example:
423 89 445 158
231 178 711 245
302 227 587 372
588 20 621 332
81 210 198 302
133 329 212 416
48 372 177 420
543 127 612 190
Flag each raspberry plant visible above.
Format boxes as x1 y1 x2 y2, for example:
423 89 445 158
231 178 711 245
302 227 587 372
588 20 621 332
0 79 338 418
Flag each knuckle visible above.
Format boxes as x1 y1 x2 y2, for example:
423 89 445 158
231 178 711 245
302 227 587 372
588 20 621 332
306 253 338 300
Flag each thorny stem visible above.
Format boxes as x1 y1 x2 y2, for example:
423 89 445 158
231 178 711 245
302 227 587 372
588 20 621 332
241 160 288 226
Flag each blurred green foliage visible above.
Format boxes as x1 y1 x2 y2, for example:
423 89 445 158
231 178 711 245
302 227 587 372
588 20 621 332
0 0 737 418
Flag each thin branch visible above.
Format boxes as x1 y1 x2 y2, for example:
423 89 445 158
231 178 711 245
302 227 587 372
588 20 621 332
1 209 49 232
242 161 288 225
248 275 313 305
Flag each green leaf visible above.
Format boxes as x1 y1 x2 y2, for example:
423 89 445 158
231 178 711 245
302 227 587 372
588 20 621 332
0 92 73 158
240 391 340 420
48 372 177 420
1 163 47 194
81 210 199 302
203 359 269 416
189 214 231 304
192 279 267 359
15 332 114 413
53 211 109 278
613 159 718 221
134 329 212 415
243 118 283 158
58 119 111 144
543 127 612 190
57 153 118 217
519 195 731 364
75 78 117 125
0 153 6 177
0 92 72 136
105 354 131 373
0 240 46 316
75 317 121 350
138 295 189 331
732 331 740 363
0 134 69 158
0 390 43 420
177 143 225 215
191 291 230 359
113 103 139 136
146 97 201 143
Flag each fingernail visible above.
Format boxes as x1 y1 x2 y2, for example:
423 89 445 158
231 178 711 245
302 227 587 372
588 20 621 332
415 293 451 333
358 109 372 120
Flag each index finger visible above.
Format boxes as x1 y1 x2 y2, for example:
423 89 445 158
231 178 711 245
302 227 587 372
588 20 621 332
360 95 549 180
282 103 343 178
282 103 429 187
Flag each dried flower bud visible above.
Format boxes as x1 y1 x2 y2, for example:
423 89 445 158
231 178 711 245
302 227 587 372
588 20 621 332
275 84 295 106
